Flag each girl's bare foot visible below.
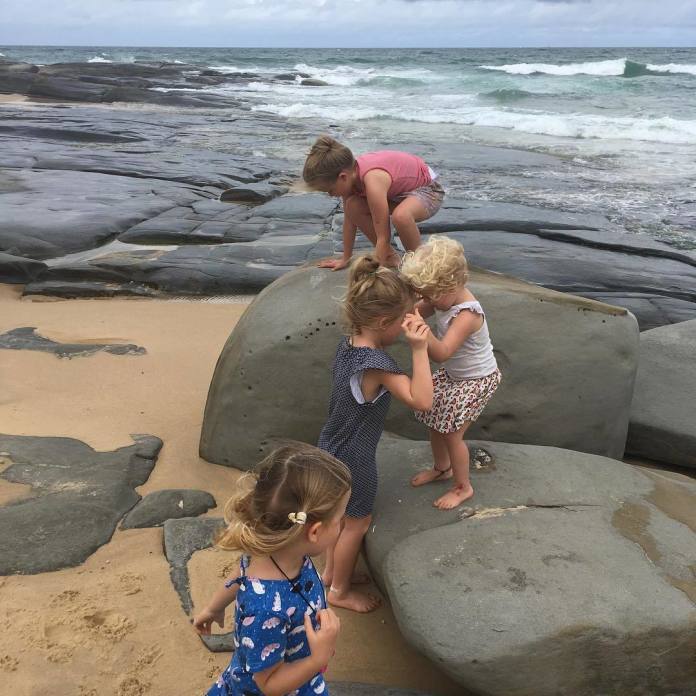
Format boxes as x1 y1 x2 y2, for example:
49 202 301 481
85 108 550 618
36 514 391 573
322 571 371 587
328 587 381 613
411 466 453 487
434 483 474 510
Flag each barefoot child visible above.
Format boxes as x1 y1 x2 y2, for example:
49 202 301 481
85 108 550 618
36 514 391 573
303 135 445 269
318 255 433 612
193 443 350 696
400 236 501 510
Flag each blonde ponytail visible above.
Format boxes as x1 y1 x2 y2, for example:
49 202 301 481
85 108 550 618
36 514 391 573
342 254 415 334
216 442 351 557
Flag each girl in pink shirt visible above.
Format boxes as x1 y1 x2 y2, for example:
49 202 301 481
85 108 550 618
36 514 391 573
303 135 445 269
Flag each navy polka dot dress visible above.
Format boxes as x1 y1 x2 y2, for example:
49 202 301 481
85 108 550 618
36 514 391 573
318 337 403 518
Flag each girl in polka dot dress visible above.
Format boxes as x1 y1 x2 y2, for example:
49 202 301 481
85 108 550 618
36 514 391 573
193 443 351 696
400 236 502 510
318 255 433 613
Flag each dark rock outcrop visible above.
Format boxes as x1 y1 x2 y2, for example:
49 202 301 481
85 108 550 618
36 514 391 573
0 327 145 358
121 489 216 529
0 434 162 574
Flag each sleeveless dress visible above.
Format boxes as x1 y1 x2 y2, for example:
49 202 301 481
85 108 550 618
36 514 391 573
414 301 501 433
207 555 328 696
318 337 403 518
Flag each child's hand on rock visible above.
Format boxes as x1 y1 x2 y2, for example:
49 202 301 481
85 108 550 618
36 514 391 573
192 607 225 635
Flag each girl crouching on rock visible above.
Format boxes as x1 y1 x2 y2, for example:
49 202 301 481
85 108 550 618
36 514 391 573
318 255 433 612
400 235 501 510
193 442 350 696
303 135 445 269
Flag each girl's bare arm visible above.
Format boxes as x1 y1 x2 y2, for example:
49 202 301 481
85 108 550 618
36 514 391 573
426 310 482 363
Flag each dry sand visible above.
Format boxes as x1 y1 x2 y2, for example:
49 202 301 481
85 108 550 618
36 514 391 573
0 284 462 696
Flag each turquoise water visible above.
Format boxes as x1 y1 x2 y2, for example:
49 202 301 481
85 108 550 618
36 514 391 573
3 45 696 246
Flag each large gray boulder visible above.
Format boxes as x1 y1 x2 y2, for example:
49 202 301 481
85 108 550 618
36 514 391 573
365 436 696 696
626 319 696 469
200 265 638 467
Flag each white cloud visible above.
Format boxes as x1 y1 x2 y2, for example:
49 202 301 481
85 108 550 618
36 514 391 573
0 0 694 46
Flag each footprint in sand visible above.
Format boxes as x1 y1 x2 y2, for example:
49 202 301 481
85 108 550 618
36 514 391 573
82 610 136 641
49 589 81 607
118 674 151 696
0 654 19 672
118 572 144 596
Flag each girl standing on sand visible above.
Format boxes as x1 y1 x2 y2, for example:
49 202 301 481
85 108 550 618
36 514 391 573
318 255 433 613
303 136 445 269
400 236 501 510
193 442 350 696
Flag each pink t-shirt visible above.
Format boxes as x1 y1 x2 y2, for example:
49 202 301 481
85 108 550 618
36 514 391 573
356 151 432 200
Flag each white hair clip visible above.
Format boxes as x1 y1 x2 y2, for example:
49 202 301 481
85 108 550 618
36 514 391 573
288 511 307 525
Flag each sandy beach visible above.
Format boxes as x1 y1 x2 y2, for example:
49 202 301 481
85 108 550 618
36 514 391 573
0 284 462 696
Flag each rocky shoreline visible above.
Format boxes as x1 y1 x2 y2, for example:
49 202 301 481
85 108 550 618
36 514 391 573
2 59 696 328
1 59 695 696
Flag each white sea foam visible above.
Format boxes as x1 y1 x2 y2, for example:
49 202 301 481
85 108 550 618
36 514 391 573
252 100 696 145
292 62 436 86
88 56 112 64
479 58 627 76
646 63 696 76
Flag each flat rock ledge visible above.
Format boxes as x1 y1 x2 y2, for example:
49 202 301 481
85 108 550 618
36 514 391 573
121 489 216 529
0 434 162 574
0 326 145 358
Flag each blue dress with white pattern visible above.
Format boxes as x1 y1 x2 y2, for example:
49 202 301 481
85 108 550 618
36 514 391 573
207 555 328 696
318 337 404 518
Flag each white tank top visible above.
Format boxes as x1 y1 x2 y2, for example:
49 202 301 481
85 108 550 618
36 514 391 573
435 301 498 380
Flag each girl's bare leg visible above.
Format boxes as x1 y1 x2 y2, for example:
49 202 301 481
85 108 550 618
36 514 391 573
434 422 475 509
344 195 401 266
390 197 430 252
411 429 453 486
322 519 370 586
327 514 381 613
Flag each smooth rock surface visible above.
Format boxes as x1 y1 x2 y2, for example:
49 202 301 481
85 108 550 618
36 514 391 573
0 326 145 358
200 264 638 467
365 436 696 696
0 434 162 574
121 489 216 529
626 319 696 469
163 516 232 652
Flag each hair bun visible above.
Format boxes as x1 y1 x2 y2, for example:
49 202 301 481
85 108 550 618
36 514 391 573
313 134 338 154
349 255 381 288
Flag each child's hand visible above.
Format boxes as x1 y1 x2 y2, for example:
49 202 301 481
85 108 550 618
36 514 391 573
318 257 351 271
192 607 225 635
402 311 430 349
305 609 340 670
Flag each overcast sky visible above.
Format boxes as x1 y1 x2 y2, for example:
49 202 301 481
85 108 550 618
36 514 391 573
1 0 694 48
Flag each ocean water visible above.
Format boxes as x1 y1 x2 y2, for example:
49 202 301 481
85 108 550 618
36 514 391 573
3 45 696 247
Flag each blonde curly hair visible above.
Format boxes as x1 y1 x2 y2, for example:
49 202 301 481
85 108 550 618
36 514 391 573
400 235 469 298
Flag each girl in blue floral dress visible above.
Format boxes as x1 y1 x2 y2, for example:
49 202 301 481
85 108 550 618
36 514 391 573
193 443 351 696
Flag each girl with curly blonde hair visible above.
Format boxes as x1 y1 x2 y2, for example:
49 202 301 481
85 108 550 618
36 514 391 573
400 235 501 510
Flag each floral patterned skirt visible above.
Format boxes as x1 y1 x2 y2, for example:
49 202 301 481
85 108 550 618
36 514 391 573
415 367 501 434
